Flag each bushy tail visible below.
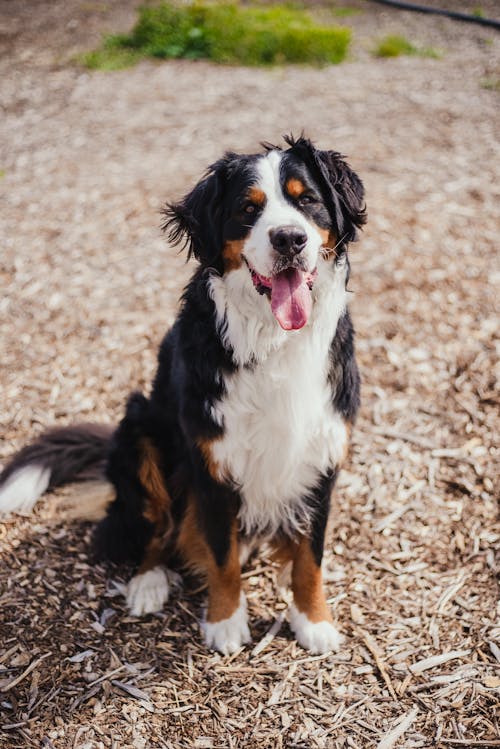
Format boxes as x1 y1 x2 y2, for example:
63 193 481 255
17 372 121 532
0 423 114 515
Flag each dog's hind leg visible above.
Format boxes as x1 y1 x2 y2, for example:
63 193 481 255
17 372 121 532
93 394 178 616
126 436 182 616
126 439 182 615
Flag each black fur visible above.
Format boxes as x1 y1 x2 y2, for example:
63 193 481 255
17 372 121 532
328 310 361 423
94 393 155 564
309 470 338 567
162 153 258 271
283 135 367 249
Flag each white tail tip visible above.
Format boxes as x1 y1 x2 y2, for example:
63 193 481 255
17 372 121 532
0 465 51 515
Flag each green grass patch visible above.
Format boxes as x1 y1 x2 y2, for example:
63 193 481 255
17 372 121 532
83 1 351 68
83 40 143 70
374 34 441 59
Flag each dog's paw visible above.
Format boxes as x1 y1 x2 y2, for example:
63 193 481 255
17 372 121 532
201 594 251 655
290 604 344 654
127 566 170 616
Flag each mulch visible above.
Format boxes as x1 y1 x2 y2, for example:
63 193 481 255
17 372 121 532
0 1 498 747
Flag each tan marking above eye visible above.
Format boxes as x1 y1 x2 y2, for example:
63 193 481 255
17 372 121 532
286 178 306 198
247 187 266 206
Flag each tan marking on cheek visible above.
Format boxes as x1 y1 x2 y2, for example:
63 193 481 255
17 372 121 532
248 187 266 206
321 230 340 260
222 239 245 272
291 537 332 624
286 178 306 198
316 226 330 245
311 224 338 259
176 498 241 622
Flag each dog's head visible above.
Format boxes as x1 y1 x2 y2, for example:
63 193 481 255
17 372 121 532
163 135 366 331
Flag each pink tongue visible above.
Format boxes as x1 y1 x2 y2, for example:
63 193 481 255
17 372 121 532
270 268 312 331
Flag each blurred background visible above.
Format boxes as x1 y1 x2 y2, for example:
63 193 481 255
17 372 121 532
0 2 498 747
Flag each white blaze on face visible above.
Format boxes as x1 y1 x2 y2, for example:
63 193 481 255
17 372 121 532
243 150 325 331
245 150 323 275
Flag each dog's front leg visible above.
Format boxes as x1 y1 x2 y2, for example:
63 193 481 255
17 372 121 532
201 519 250 655
289 473 344 654
177 458 250 655
289 535 343 654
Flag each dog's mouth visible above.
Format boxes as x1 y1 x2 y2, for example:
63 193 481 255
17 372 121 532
247 262 317 331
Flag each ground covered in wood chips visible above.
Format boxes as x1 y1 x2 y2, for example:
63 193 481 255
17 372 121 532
0 2 499 747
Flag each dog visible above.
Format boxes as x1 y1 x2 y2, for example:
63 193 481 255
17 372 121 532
0 135 366 655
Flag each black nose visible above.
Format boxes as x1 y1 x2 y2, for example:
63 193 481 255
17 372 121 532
269 226 308 256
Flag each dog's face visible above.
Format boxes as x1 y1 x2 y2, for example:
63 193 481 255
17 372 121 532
164 136 366 330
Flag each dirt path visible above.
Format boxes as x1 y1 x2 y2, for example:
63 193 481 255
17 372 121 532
0 2 499 747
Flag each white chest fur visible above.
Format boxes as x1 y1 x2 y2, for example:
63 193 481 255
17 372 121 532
209 262 349 536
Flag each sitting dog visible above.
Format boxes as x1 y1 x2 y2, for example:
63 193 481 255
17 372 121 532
0 135 366 655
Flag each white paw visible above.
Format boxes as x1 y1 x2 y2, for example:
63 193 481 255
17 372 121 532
127 566 170 616
201 593 251 655
290 604 344 654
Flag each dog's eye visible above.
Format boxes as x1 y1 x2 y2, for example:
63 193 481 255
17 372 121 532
298 194 316 206
242 202 258 215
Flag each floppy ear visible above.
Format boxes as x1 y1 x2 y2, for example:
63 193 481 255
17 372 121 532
286 136 367 247
314 149 367 244
162 155 234 266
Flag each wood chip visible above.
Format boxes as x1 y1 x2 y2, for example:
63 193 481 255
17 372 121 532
67 649 95 663
360 631 398 700
111 680 152 704
0 653 52 693
488 641 500 665
252 610 286 656
409 650 471 674
376 706 419 749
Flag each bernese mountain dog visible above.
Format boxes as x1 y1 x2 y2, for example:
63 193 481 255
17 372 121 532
0 135 366 655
